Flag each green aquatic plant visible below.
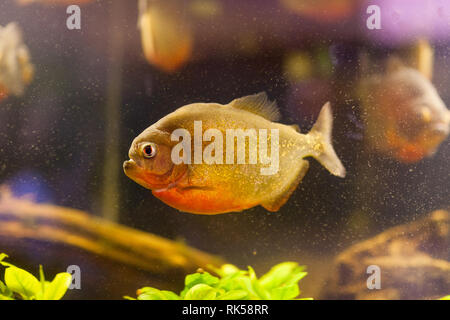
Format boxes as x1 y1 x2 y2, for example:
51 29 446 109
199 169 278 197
0 253 72 300
127 262 312 300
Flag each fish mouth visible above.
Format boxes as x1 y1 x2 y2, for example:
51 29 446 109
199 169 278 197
123 159 136 172
123 159 184 191
123 159 146 186
432 122 450 137
123 159 143 180
123 159 157 190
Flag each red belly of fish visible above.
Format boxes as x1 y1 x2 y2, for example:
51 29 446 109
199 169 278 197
152 187 254 214
385 129 427 163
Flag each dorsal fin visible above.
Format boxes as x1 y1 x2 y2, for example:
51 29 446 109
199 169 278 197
228 92 281 122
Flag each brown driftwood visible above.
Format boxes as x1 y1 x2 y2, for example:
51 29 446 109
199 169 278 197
320 210 449 300
0 187 224 299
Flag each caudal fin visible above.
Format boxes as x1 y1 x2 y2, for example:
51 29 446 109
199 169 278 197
309 102 346 178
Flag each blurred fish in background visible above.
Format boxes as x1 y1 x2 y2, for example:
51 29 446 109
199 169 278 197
358 44 450 163
15 0 94 5
138 0 193 72
0 22 33 102
280 0 359 22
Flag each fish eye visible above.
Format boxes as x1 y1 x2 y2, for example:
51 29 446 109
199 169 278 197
419 106 432 123
141 143 157 158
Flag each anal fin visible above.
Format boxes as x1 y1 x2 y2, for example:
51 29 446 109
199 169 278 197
261 160 309 212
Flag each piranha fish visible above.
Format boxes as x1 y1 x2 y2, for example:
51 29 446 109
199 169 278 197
138 0 193 72
358 58 450 163
0 23 33 102
123 92 346 214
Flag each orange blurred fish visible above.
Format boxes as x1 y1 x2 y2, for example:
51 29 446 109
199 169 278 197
123 92 345 214
358 58 450 163
0 23 33 102
280 0 357 22
138 0 193 72
0 85 8 102
16 0 93 5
